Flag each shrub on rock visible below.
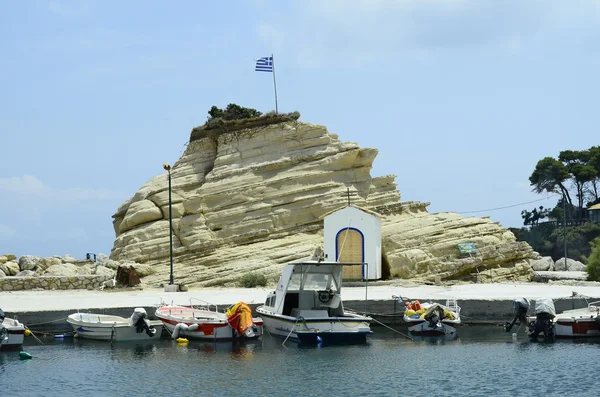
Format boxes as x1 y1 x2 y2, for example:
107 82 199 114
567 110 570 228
238 272 267 288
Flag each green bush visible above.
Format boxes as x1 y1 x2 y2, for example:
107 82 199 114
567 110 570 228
239 272 268 288
586 237 600 281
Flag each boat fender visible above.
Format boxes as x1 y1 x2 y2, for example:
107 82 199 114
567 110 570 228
24 329 31 337
595 315 600 331
188 324 199 332
19 351 32 360
176 338 188 344
172 323 185 339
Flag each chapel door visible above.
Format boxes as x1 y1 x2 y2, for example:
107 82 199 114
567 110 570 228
337 229 364 281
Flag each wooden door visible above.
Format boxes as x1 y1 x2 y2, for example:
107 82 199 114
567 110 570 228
337 229 364 281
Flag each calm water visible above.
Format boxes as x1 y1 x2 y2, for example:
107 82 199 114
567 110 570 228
1 326 599 397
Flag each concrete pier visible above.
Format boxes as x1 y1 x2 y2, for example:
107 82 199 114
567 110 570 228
2 282 599 333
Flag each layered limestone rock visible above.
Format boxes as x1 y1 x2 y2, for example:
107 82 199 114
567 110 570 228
110 119 536 287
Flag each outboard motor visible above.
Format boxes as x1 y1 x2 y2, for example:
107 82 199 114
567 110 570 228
0 308 6 342
529 298 555 340
505 298 530 332
129 308 157 337
424 304 445 330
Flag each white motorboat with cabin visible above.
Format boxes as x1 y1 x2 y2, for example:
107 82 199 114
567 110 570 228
67 308 163 342
256 260 372 345
402 298 461 337
0 309 26 350
155 299 263 341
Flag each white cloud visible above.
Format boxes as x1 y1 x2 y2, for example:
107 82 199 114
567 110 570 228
0 224 16 238
47 0 94 17
0 175 125 201
256 0 600 67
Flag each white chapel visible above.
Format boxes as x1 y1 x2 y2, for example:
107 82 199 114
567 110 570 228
324 205 382 281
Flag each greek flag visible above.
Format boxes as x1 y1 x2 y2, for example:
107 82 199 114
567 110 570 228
255 56 273 72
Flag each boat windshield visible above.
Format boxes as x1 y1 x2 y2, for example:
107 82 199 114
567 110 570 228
288 272 338 292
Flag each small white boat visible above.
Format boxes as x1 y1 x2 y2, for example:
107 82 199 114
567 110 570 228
155 299 263 341
67 308 163 342
1 309 26 350
256 260 372 345
553 300 600 338
403 299 461 337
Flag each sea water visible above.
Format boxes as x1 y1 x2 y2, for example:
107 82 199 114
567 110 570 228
1 326 598 397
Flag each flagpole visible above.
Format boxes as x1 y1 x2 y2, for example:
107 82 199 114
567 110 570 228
271 54 278 114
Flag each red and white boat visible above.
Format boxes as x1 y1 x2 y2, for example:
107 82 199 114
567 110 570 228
155 299 263 341
554 300 600 338
1 309 26 350
403 299 461 337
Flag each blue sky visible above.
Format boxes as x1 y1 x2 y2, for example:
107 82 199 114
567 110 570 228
1 0 599 258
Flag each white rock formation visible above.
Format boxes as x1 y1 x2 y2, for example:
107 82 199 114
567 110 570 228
110 119 536 287
531 256 554 271
554 257 586 272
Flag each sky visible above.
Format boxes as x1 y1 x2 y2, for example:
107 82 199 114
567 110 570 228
1 0 599 259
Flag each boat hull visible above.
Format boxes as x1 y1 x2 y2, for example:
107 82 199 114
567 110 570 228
156 306 263 341
67 313 163 342
257 310 371 344
554 318 600 338
1 318 26 350
404 318 459 337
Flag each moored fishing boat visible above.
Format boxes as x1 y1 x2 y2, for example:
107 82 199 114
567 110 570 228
67 308 163 342
553 300 600 338
256 260 372 345
0 309 26 350
402 299 461 337
155 299 263 341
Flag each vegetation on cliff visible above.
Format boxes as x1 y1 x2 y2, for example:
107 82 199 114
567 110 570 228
190 103 300 142
511 146 600 265
586 237 600 281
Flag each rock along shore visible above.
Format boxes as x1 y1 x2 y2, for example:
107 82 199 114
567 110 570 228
3 282 600 333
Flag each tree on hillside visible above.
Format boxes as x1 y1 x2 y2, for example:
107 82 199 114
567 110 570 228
587 146 600 202
529 157 572 204
207 104 262 122
558 149 597 216
521 206 551 226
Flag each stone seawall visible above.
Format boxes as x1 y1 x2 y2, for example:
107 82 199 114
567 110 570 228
0 275 112 291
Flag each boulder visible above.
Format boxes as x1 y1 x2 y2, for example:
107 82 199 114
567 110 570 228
18 255 41 271
35 257 63 274
94 265 115 277
554 257 586 271
103 259 120 270
0 269 5 277
15 270 37 277
3 261 19 276
62 254 77 263
531 256 554 271
4 254 17 261
97 253 109 264
44 263 79 277
0 256 7 264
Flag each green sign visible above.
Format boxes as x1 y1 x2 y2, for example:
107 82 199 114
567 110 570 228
457 242 477 254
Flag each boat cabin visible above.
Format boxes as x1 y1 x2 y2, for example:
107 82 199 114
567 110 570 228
263 261 365 318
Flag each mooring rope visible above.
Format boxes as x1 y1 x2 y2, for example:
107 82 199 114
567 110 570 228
282 317 301 346
27 328 46 346
370 317 413 340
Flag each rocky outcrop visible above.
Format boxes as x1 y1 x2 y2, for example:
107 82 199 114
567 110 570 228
110 119 538 287
0 253 156 290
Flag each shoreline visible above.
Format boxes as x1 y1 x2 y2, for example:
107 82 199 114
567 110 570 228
3 282 600 332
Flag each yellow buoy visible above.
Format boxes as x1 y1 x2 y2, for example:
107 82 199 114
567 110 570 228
176 338 189 344
24 329 31 337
